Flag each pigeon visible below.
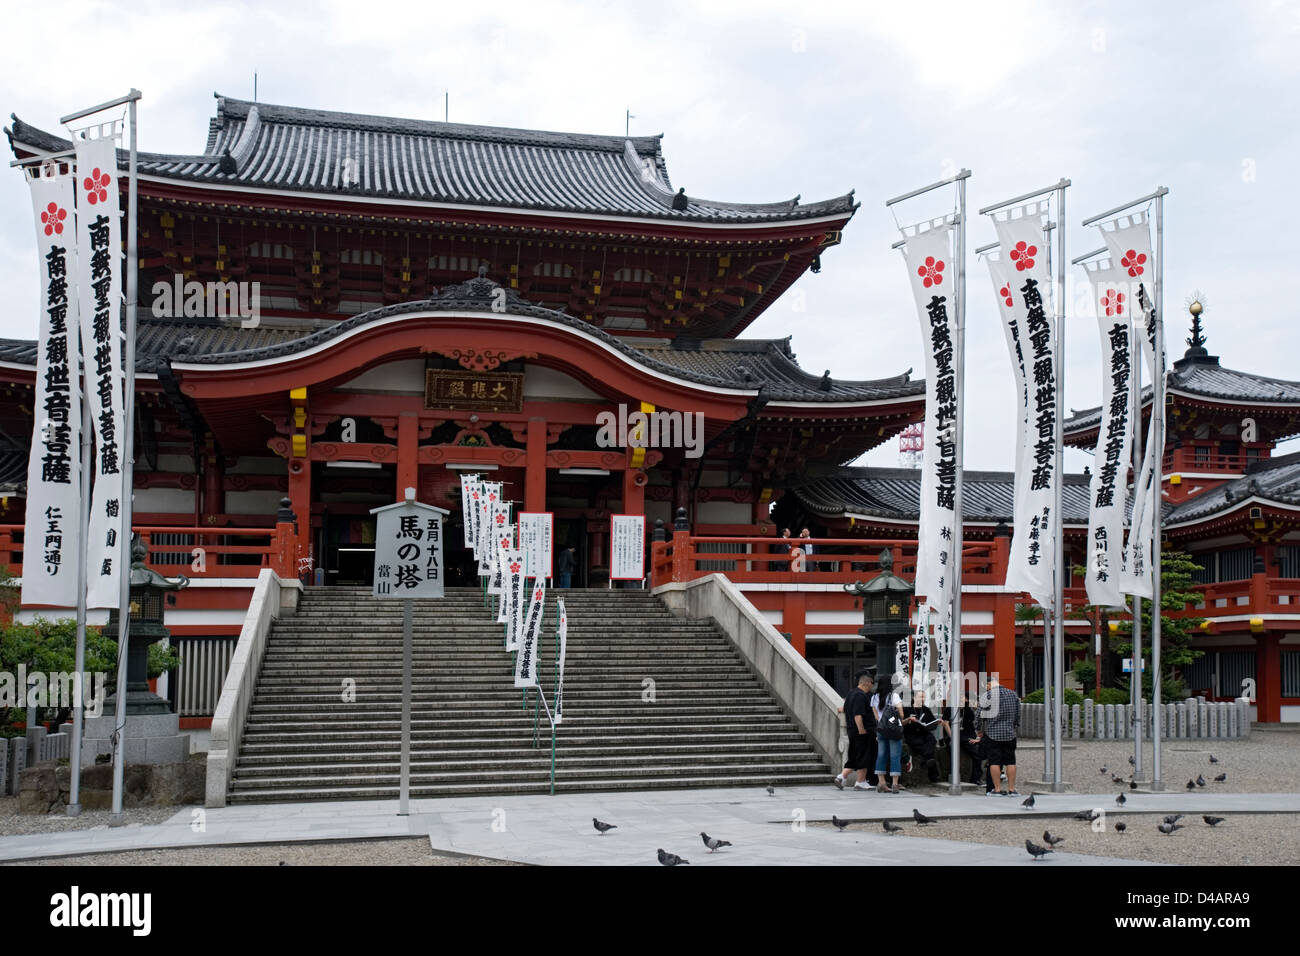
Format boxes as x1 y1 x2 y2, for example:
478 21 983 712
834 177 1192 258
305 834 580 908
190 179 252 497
1129 780 1138 791
593 818 617 835
1099 766 1108 774
912 809 936 826
1128 755 1135 765
1203 815 1225 827
832 815 850 831
1186 780 1197 791
1209 754 1219 764
1116 793 1126 807
1196 774 1206 788
1164 814 1184 825
1025 839 1053 860
1042 830 1065 847
700 832 732 852
766 783 776 797
1021 794 1035 809
657 848 690 866
882 820 902 834
1111 775 1125 785
1158 822 1184 835
1214 773 1226 783
1115 821 1127 833
1073 809 1100 822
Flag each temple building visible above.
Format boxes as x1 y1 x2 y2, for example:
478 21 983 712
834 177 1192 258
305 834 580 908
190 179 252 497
2 97 1297 728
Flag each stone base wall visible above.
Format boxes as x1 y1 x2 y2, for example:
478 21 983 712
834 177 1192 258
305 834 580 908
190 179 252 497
16 756 205 813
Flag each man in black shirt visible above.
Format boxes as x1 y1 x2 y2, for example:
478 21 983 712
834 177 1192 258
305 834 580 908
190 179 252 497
903 691 941 783
941 696 985 786
834 670 877 791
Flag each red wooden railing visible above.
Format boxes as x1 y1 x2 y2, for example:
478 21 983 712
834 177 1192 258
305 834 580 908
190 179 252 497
0 524 276 581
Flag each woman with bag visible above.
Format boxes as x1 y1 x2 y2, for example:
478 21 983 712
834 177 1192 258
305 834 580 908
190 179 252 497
873 682 907 793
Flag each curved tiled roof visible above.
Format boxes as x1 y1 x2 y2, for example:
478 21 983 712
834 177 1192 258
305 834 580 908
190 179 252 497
1165 452 1300 526
0 275 918 406
7 96 857 225
792 466 1093 525
1065 352 1300 438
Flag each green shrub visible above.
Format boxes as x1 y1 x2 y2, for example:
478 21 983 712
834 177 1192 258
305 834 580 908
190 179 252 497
1022 688 1084 707
1071 660 1096 688
1088 688 1129 706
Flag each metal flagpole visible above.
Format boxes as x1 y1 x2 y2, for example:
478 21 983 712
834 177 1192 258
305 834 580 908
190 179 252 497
1130 305 1146 783
1042 613 1052 782
67 366 94 816
948 172 967 795
1052 181 1067 792
399 597 412 814
1151 190 1166 791
59 89 142 827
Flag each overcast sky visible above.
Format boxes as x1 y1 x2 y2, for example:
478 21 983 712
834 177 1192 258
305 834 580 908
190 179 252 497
3 0 1297 472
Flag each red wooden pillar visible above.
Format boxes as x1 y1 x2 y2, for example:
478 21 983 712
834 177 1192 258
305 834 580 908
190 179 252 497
990 526 1016 689
623 467 646 518
287 390 311 562
1256 632 1281 723
202 436 224 521
525 417 546 513
784 590 807 657
272 497 297 580
396 411 418 499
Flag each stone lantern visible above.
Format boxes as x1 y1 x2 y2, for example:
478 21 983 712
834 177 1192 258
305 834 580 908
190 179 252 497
843 548 914 686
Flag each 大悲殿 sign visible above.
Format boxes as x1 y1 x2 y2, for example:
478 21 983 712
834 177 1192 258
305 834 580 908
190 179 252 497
370 496 450 599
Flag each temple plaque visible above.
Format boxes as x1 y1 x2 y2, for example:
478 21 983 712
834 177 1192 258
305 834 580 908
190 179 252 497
425 370 524 413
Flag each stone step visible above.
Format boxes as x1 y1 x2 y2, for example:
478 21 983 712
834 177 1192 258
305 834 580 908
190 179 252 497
240 722 801 744
237 736 810 760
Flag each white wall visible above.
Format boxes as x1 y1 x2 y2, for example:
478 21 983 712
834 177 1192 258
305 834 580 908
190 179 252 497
522 364 603 401
136 487 195 514
696 501 750 525
337 358 425 393
226 490 286 516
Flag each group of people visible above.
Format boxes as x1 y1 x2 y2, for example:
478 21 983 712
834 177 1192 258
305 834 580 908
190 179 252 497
779 527 817 572
834 670 1021 795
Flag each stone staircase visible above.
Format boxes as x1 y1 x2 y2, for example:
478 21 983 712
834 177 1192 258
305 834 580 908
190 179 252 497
228 586 832 802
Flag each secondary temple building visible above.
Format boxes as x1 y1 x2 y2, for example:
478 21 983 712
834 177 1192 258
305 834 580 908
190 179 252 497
2 96 1297 727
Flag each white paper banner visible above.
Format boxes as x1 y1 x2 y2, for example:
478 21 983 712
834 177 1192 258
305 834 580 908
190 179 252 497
513 580 546 688
460 474 481 550
75 136 125 609
988 254 1031 602
21 169 83 608
555 598 567 724
488 523 514 595
501 550 525 649
609 514 646 581
1082 259 1135 608
900 221 958 617
991 208 1057 610
518 512 553 580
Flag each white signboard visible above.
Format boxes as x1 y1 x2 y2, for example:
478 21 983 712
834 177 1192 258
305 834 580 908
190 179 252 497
518 511 554 579
555 598 568 724
610 514 646 581
370 496 450 599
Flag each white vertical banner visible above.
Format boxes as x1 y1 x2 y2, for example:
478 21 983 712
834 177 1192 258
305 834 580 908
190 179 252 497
513 579 546 689
555 598 567 724
75 135 125 609
990 206 1057 610
460 474 481 550
987 253 1031 596
900 220 958 617
498 548 522 624
518 512 554 580
488 523 514 594
22 169 83 608
1098 213 1162 600
475 482 500 572
1081 260 1135 607
609 514 646 581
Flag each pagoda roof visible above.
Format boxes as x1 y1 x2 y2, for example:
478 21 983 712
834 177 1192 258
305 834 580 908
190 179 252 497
0 276 918 407
7 96 857 226
1065 351 1300 439
1164 451 1300 528
791 466 1092 526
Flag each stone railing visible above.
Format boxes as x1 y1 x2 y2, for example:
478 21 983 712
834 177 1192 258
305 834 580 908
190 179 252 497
205 568 301 807
1020 698 1251 741
653 572 843 768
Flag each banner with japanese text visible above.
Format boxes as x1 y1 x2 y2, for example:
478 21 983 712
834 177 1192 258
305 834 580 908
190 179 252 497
900 220 958 618
991 206 1057 610
1081 259 1135 607
609 514 646 581
75 135 124 609
513 580 546 688
460 474 481 550
21 169 83 607
370 500 448 599
987 253 1031 599
488 523 513 595
518 511 553 580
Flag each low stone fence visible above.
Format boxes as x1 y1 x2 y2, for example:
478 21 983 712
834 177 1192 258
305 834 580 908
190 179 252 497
1019 698 1251 741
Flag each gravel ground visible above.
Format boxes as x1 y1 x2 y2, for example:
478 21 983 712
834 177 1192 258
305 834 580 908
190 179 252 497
0 796 180 836
900 730 1299 795
819 813 1300 865
6 837 515 866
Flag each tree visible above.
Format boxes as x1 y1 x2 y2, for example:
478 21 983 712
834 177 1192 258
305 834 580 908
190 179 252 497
1110 548 1204 700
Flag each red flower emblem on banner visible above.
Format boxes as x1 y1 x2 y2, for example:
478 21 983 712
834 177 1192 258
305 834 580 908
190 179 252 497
534 589 543 600
495 513 505 524
1120 248 1146 277
501 537 510 547
40 202 67 236
1009 240 1037 272
83 167 111 205
999 284 1013 308
917 256 945 288
509 561 521 574
1100 289 1126 317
